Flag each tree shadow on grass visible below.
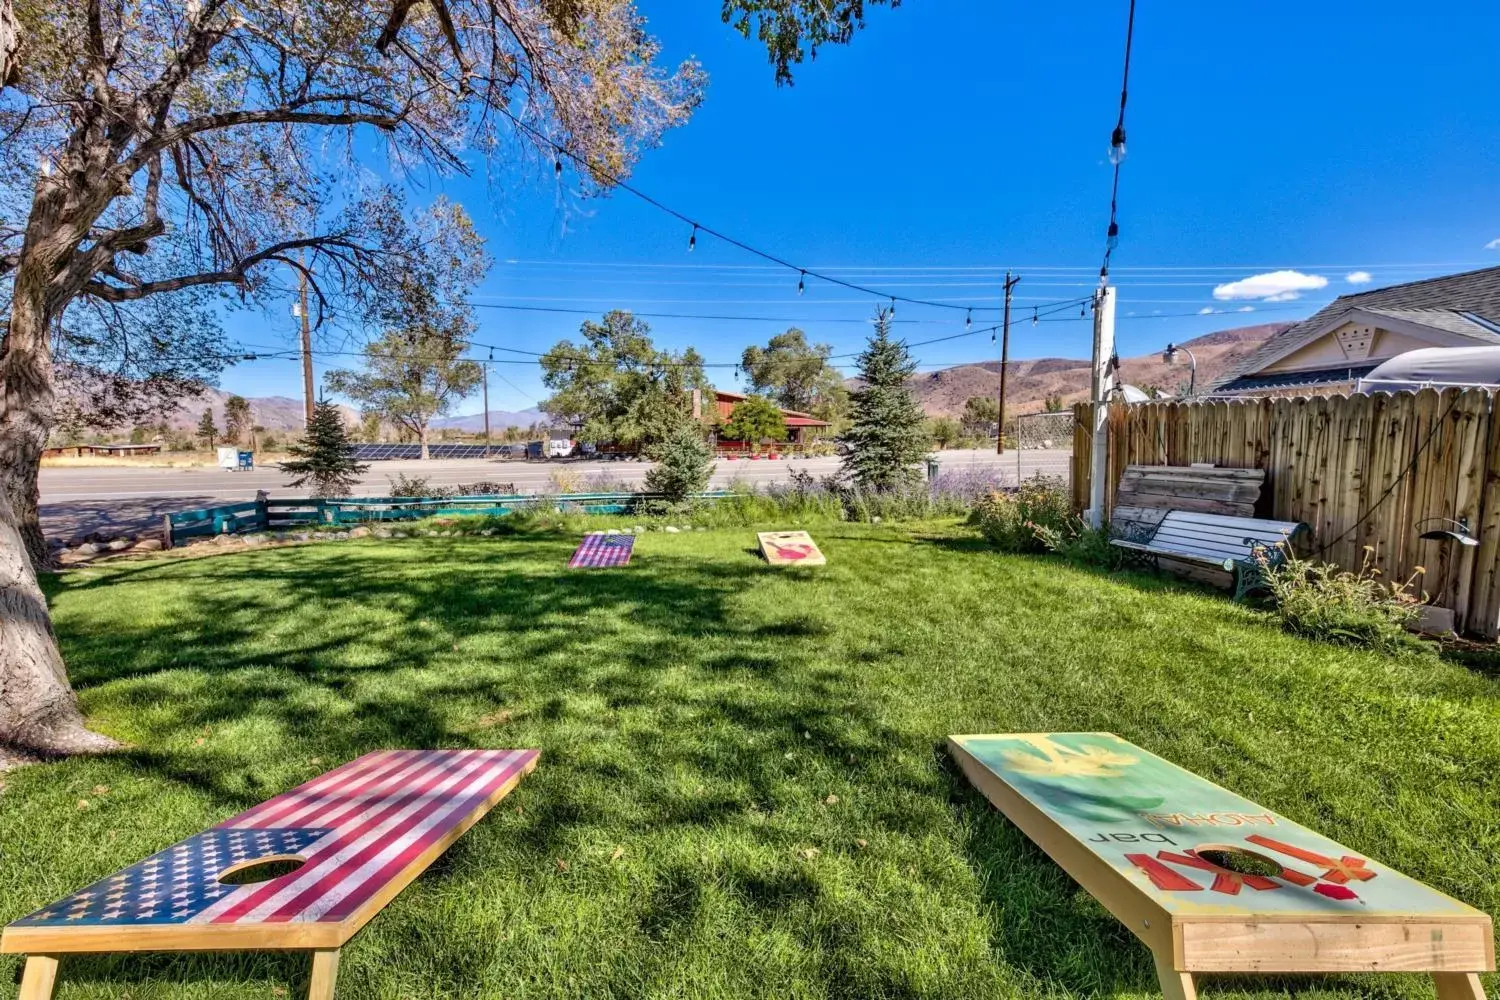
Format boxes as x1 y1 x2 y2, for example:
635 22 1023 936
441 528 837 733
27 536 956 999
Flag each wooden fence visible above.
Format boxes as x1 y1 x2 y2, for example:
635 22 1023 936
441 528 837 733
1072 389 1500 637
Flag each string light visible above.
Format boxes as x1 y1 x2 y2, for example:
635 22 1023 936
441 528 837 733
1106 221 1120 252
1108 125 1127 166
889 297 896 317
1032 307 1039 327
797 270 806 295
966 309 972 330
554 159 563 178
688 225 697 252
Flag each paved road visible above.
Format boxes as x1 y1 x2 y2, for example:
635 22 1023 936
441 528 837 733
39 449 1072 541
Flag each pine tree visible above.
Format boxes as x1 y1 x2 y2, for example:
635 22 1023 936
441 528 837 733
196 409 219 449
643 423 713 503
840 310 929 492
281 400 369 498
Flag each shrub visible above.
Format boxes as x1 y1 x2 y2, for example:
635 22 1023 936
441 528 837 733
455 481 517 496
548 468 583 495
969 474 1071 552
1029 516 1132 569
1260 550 1429 655
387 472 450 498
643 424 713 503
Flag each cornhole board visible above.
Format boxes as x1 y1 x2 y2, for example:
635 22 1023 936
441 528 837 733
757 530 826 566
2 748 539 1000
948 733 1493 1000
569 531 635 568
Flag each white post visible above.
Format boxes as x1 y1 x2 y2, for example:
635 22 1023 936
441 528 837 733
1088 285 1117 529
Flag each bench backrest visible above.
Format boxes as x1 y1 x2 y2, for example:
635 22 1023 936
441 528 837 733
1151 510 1306 564
1115 465 1264 517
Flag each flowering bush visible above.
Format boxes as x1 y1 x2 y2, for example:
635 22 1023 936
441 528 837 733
1260 548 1429 655
968 475 1072 552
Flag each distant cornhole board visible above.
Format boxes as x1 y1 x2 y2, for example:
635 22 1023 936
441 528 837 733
757 530 826 566
949 733 1493 1000
569 531 635 568
2 748 539 1000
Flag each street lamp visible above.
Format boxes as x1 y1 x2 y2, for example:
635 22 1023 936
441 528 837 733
1163 342 1197 397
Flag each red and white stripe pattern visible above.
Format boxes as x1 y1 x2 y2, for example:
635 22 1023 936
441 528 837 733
568 531 635 568
191 749 536 926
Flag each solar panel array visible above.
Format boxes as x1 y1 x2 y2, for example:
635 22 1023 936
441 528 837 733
350 443 501 461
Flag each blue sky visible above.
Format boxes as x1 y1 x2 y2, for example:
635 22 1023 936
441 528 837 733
223 0 1500 414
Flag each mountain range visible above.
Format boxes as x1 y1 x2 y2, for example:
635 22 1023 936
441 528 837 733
887 322 1292 417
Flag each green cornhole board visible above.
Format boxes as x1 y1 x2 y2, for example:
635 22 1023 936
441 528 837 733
949 732 1494 1000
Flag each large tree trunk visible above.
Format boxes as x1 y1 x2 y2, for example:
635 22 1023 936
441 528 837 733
419 424 429 461
0 483 115 755
1 258 56 571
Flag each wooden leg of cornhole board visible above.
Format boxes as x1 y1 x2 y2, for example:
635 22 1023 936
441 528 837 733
17 955 60 1000
1152 954 1197 1000
307 948 341 1000
1433 973 1487 1000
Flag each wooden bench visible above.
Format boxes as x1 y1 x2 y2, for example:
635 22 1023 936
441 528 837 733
2 748 538 1000
1110 509 1309 598
1107 465 1307 596
950 733 1493 1000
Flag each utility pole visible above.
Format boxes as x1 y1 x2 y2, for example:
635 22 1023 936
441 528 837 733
996 272 1021 454
297 250 314 426
1088 285 1117 529
482 351 492 458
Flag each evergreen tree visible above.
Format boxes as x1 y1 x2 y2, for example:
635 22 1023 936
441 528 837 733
840 310 929 491
643 423 713 503
281 400 369 498
196 409 219 449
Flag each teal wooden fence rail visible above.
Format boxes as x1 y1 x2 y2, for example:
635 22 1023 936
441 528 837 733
162 492 734 548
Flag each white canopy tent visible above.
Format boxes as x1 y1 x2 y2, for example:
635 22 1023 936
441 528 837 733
1357 346 1500 392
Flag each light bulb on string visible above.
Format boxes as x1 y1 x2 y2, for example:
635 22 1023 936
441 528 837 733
1108 126 1127 165
554 158 563 178
965 309 972 330
990 329 996 344
797 270 805 296
1106 221 1120 252
1080 303 1087 318
889 297 896 318
1032 307 1039 327
687 224 697 252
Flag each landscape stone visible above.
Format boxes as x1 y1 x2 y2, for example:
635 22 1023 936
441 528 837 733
374 528 393 538
665 525 680 533
242 533 268 546
106 539 131 552
132 539 164 552
76 542 102 555
349 526 372 538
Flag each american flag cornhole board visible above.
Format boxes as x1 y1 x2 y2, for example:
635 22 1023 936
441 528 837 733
2 748 539 1000
568 531 635 568
949 733 1493 1000
757 530 826 566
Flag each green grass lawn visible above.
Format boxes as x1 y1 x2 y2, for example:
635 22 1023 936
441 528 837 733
3 522 1498 1000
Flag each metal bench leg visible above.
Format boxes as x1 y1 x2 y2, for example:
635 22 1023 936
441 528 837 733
1433 973 1487 1000
308 948 341 1000
18 955 60 1000
1153 954 1197 1000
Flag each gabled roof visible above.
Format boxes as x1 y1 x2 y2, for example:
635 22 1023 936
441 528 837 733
1211 265 1500 391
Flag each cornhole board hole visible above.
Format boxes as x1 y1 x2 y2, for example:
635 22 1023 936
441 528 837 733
2 748 539 1000
569 531 635 568
757 530 826 566
948 733 1493 1000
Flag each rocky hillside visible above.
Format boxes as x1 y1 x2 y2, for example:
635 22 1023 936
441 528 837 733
889 323 1291 417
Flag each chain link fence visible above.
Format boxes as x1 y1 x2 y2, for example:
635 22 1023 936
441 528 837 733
1013 411 1075 487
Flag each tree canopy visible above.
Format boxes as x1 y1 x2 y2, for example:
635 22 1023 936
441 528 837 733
324 200 488 460
721 394 788 450
740 328 848 424
539 311 710 452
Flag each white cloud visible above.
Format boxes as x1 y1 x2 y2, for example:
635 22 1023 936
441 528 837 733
1212 270 1329 301
1237 306 1256 313
1346 270 1373 285
1198 306 1215 315
1264 291 1301 302
1487 238 1500 250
